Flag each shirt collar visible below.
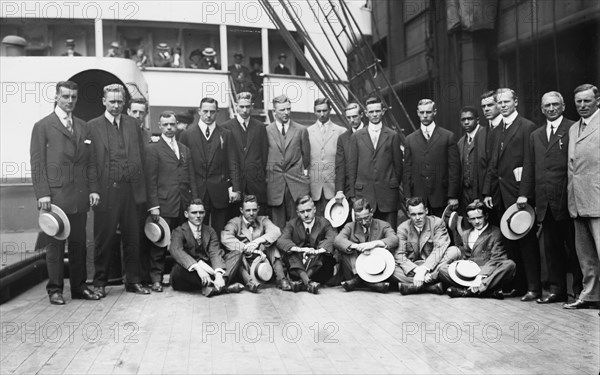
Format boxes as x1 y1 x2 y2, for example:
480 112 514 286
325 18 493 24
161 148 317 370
474 223 488 235
420 121 436 133
583 108 599 124
546 116 563 129
303 219 316 232
54 106 71 124
503 111 518 126
198 121 215 132
351 124 364 133
188 221 201 233
276 121 289 131
161 134 175 144
490 114 503 127
104 111 120 125
236 114 249 127
368 122 382 131
467 124 480 139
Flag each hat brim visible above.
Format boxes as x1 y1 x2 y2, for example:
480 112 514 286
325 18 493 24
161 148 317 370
144 216 171 247
250 257 273 283
448 261 482 287
356 248 395 283
500 203 535 240
39 204 71 240
324 197 349 228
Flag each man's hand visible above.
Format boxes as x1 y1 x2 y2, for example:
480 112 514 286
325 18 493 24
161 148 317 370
38 196 51 211
244 241 259 254
89 193 100 207
412 266 427 288
334 191 345 204
516 196 528 210
193 266 211 286
448 198 459 210
213 273 225 290
468 275 484 293
483 196 494 209
303 169 308 177
229 190 241 203
150 208 160 223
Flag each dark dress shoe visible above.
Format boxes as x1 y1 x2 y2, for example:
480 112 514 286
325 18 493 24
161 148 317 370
341 277 361 292
307 281 320 294
92 286 106 298
278 278 293 292
72 289 101 300
520 291 541 301
536 293 567 304
369 282 389 294
563 299 600 309
151 282 163 293
202 287 220 298
246 282 260 293
125 283 151 295
398 283 421 295
446 286 470 298
49 292 65 305
226 283 245 293
423 282 444 295
487 289 504 300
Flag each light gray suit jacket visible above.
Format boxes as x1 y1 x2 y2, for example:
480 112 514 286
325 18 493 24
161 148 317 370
307 121 347 201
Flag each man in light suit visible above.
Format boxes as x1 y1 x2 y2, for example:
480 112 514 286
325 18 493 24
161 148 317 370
266 95 311 228
88 84 150 297
221 195 287 292
334 198 399 293
180 97 240 235
440 202 515 298
221 92 268 217
170 199 244 297
335 103 364 204
394 197 462 295
145 111 195 292
456 107 488 214
348 97 403 228
30 81 100 304
520 91 582 304
483 88 541 301
403 99 460 218
564 84 600 310
307 98 346 215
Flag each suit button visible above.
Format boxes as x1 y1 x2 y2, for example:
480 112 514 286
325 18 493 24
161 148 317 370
499 177 502 180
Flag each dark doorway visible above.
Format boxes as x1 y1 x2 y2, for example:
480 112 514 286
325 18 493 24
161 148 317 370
68 69 130 121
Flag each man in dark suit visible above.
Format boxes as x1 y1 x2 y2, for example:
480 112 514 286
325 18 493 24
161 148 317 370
30 81 100 304
521 91 583 303
439 202 515 298
228 52 253 94
221 92 268 217
480 90 503 226
334 103 364 204
348 97 403 228
88 84 150 297
483 88 541 301
273 53 291 75
61 39 82 56
334 198 399 293
170 199 244 297
403 99 460 218
266 95 311 228
180 97 239 235
277 195 337 293
456 106 488 214
127 98 150 144
145 111 196 292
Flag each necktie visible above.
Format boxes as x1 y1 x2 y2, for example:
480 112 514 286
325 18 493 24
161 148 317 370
467 135 472 144
205 127 210 139
548 124 555 141
305 226 310 238
281 124 286 136
169 138 179 159
195 225 202 245
242 121 248 131
371 130 379 148
579 119 586 136
364 227 369 240
424 129 430 141
66 118 73 134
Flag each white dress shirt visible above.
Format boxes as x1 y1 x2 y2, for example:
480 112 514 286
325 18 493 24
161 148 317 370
467 223 488 249
421 122 436 139
502 111 518 129
546 116 563 141
198 121 216 139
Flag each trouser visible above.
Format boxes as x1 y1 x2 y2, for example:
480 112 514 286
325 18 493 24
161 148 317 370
239 245 286 283
170 250 243 293
373 209 397 230
391 246 462 284
148 216 183 283
438 259 516 292
573 217 600 302
270 185 296 229
287 252 334 283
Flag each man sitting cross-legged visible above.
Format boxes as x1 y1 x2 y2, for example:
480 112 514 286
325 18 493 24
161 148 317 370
276 195 337 294
394 197 462 295
439 202 516 298
334 198 399 293
170 199 244 297
221 195 285 293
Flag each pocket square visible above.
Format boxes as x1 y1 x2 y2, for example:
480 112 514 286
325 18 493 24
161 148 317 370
84 139 92 144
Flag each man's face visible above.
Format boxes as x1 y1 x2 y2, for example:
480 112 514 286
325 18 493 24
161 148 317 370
408 203 428 230
460 111 478 133
574 89 600 119
273 101 291 123
417 102 436 126
240 201 259 223
345 107 362 129
159 115 177 138
296 200 316 224
128 103 147 123
467 209 488 231
279 57 286 64
496 91 518 117
185 204 206 226
103 90 125 117
314 103 331 124
354 208 373 228
198 102 218 124
365 102 384 124
540 94 564 122
480 96 500 120
236 98 252 120
234 55 242 64
55 87 78 114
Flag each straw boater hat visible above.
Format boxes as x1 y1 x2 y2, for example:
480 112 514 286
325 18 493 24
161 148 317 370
442 205 459 232
38 204 71 240
202 47 217 57
144 216 171 247
500 203 535 240
324 197 349 228
110 41 120 48
2 35 27 47
448 260 482 287
250 257 273 283
157 43 170 51
355 247 395 283
65 39 76 47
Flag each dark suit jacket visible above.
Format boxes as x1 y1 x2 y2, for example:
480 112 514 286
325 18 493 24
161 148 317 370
403 125 460 209
457 125 488 201
87 113 146 210
221 117 268 203
483 115 537 208
145 137 195 218
457 225 508 277
334 218 399 254
277 216 336 254
30 112 97 214
170 222 225 271
521 117 574 221
335 129 353 196
348 126 403 212
180 124 239 209
273 65 291 75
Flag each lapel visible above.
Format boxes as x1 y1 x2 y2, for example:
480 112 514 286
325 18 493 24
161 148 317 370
268 123 284 154
359 128 375 153
51 113 73 139
373 127 391 154
457 136 466 163
240 218 254 242
539 124 550 148
418 218 432 254
120 118 132 157
190 125 205 159
354 221 367 243
499 116 520 157
159 137 179 162
97 117 110 151
284 122 297 151
425 127 441 151
206 126 222 164
182 224 198 252
73 119 84 148
576 116 598 143
310 123 326 148
471 226 491 252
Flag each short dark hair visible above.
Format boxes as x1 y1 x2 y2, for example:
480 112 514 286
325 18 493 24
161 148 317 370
295 195 313 207
242 195 258 205
199 97 219 110
352 198 372 213
236 92 253 102
345 102 363 114
406 197 425 208
128 97 148 108
460 106 479 118
272 95 290 107
56 81 78 94
465 201 489 216
480 90 496 101
186 198 205 211
314 97 331 109
574 84 599 98
495 88 518 102
364 97 382 106
159 110 176 120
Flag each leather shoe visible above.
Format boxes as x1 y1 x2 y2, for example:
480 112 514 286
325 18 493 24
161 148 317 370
277 278 293 292
487 289 504 300
341 277 361 292
49 292 65 305
423 282 444 295
446 286 475 298
203 286 220 297
151 282 163 293
520 290 541 301
398 283 421 295
563 299 600 309
92 286 106 298
291 281 305 293
369 282 389 294
226 283 245 293
307 281 320 294
72 289 101 300
246 282 260 293
536 293 567 304
125 283 151 295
